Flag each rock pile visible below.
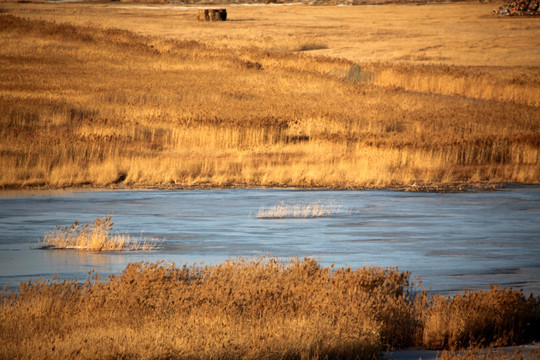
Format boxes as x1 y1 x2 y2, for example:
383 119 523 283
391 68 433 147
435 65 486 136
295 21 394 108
492 0 539 15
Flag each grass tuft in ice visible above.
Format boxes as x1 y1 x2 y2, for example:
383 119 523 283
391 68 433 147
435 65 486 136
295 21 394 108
40 212 162 252
256 201 349 219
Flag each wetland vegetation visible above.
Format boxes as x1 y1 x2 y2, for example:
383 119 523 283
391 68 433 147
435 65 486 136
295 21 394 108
1 257 539 359
40 212 162 251
0 3 539 191
1 2 539 358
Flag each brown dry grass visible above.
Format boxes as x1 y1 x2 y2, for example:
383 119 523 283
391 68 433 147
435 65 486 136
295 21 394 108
41 212 162 251
5 3 539 67
0 4 539 190
1 258 538 359
256 201 347 218
417 285 540 350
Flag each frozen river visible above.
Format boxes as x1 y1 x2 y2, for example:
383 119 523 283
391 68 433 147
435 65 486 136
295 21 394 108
1 187 539 295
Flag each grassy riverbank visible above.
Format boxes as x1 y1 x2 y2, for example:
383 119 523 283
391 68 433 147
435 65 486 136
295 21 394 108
1 6 539 191
1 258 539 359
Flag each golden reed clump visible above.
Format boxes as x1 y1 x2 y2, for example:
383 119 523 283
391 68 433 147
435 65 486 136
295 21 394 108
256 201 348 218
1 258 538 359
416 285 540 350
41 212 161 251
0 14 539 191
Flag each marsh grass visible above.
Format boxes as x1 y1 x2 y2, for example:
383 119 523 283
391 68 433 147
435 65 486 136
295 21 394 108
41 213 161 251
256 201 348 218
418 285 540 350
0 258 538 359
0 14 538 191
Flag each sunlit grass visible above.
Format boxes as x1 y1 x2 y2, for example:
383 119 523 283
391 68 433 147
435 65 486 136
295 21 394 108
0 14 538 191
1 258 538 359
256 201 349 218
41 213 161 251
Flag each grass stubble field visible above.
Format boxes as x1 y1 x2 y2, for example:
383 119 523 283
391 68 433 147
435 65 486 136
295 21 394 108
1 1 540 359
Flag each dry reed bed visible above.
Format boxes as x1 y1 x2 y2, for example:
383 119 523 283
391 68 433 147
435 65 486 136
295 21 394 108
0 14 539 190
1 258 538 359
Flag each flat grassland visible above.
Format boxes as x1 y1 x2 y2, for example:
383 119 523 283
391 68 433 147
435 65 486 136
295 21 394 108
0 2 539 190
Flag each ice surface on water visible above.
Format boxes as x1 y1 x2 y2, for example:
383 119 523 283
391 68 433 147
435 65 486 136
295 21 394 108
1 187 539 294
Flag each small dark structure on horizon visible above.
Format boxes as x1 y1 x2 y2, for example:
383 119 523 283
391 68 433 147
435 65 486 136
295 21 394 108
198 8 227 22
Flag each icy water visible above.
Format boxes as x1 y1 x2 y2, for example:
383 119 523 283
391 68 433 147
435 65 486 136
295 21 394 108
1 187 539 295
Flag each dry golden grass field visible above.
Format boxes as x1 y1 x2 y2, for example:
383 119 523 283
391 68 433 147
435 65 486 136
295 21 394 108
0 1 539 190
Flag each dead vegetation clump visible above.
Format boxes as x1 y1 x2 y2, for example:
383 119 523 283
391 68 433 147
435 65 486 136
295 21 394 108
256 201 348 218
0 258 538 359
0 259 403 359
41 212 161 251
417 285 540 350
